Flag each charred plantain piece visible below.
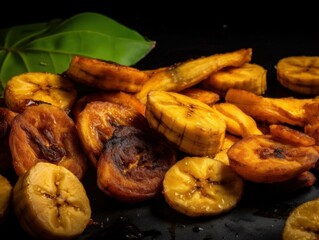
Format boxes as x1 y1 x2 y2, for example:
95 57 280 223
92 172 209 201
97 125 176 203
75 101 149 167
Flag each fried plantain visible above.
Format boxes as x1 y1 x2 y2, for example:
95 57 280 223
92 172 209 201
97 125 176 203
75 101 149 167
227 134 319 183
66 55 149 93
9 104 87 179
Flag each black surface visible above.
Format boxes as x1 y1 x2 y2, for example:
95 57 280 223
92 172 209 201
1 1 319 239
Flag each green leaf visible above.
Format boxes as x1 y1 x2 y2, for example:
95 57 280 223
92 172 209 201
0 12 156 96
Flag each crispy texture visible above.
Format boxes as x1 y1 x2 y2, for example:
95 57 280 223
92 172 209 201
4 72 77 113
97 125 176 203
282 198 319 240
76 101 148 167
269 124 316 147
163 156 244 217
277 56 319 95
66 55 149 93
145 90 226 157
214 102 263 137
9 104 87 179
72 91 146 120
225 88 319 127
202 62 267 96
136 48 252 104
179 87 220 106
228 134 319 183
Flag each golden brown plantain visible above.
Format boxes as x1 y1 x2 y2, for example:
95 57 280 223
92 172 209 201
276 56 319 95
225 88 319 127
282 198 319 240
202 62 267 96
145 90 226 157
269 124 316 147
136 48 253 104
213 102 263 137
214 133 241 165
227 134 319 183
71 91 146 120
179 87 220 106
65 55 149 93
4 72 77 113
162 156 244 217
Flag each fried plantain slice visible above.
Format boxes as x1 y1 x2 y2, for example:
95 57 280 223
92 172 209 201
213 102 263 137
145 90 226 157
65 55 149 93
162 156 244 217
227 134 319 183
214 133 241 165
179 87 220 106
75 101 149 167
71 91 146 120
136 48 252 104
4 72 77 113
269 124 316 147
202 62 267 96
303 102 319 145
225 88 319 127
97 125 176 203
9 104 87 179
282 198 319 240
277 56 319 95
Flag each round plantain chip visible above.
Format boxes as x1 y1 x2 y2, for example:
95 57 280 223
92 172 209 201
163 156 244 217
9 103 87 179
282 198 319 240
4 72 77 113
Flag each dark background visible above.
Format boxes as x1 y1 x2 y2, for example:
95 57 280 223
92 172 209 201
1 1 319 240
1 0 318 33
2 0 318 80
1 1 318 66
